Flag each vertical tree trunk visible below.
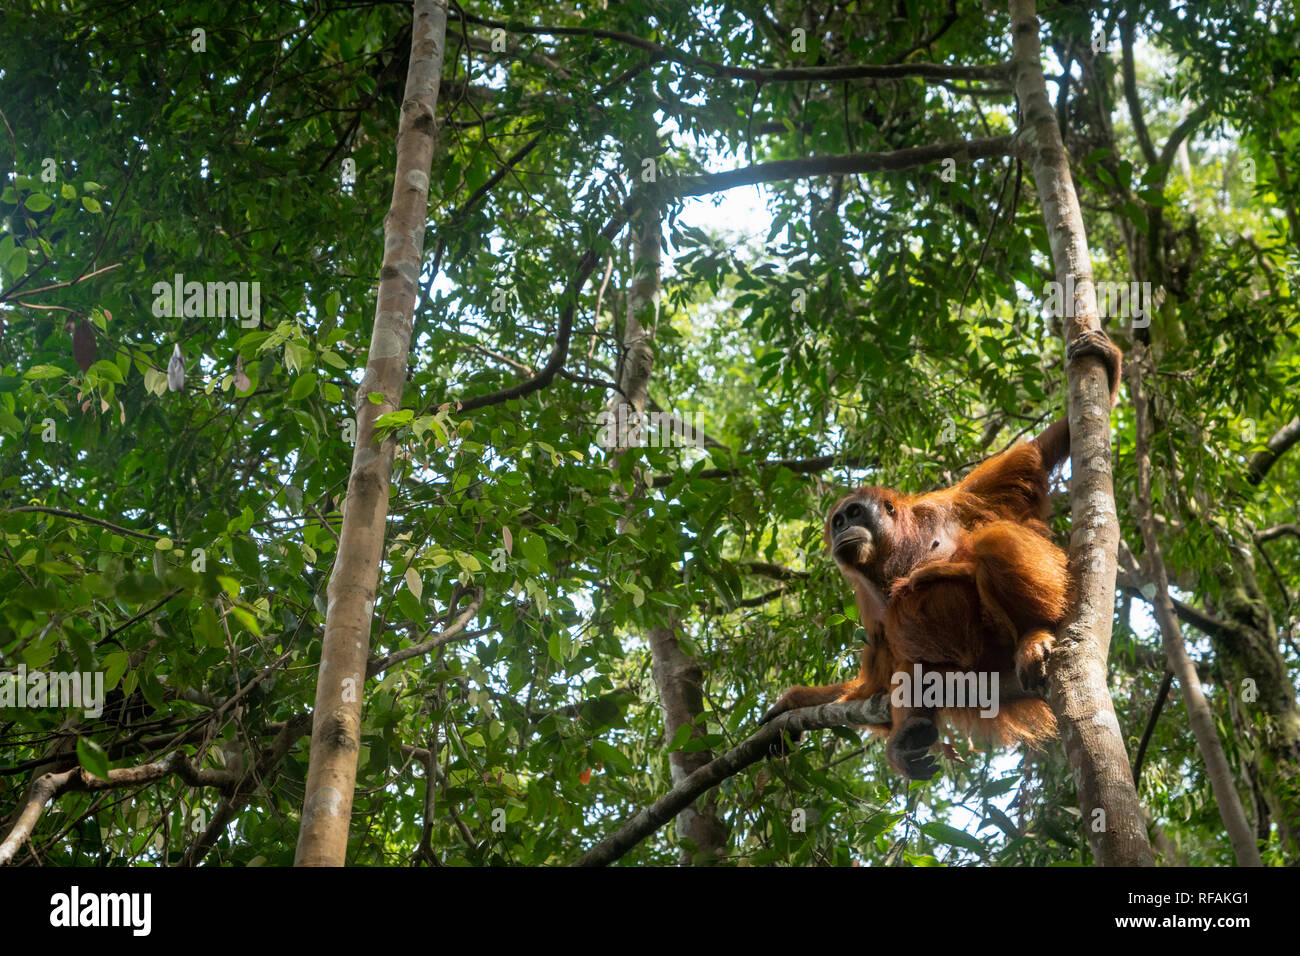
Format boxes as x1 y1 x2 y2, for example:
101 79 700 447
611 206 727 864
1008 0 1154 866
295 0 447 867
648 622 728 864
1129 346 1264 866
1106 28 1297 858
1208 542 1300 858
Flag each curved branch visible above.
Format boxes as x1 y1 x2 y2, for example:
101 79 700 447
450 9 1010 85
367 587 487 677
1157 103 1213 173
457 136 1012 415
1116 575 1241 647
0 752 236 866
650 453 870 488
1131 670 1172 785
742 562 811 581
456 202 633 412
676 135 1015 197
572 696 891 866
10 505 165 542
182 711 313 867
1248 416 1300 484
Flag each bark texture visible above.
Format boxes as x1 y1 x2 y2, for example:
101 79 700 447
612 205 727 864
1009 0 1153 866
295 0 447 867
574 696 891 867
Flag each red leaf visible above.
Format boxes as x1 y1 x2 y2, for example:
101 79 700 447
579 768 592 785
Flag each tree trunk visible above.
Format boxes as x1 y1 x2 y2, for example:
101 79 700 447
1207 543 1300 858
1008 0 1154 866
1129 344 1263 865
610 205 727 864
295 0 448 867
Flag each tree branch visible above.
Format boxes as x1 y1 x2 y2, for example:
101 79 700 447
10 505 165 542
456 201 633 412
742 561 811 581
572 696 891 866
674 135 1015 198
651 453 870 488
450 10 1010 85
367 587 487 677
1119 13 1157 168
182 711 313 866
1116 575 1241 647
1131 670 1172 785
1157 103 1213 172
457 135 1011 415
0 752 236 866
1248 416 1300 484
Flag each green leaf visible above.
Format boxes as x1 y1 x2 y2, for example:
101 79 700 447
921 821 986 855
288 372 317 401
284 340 312 373
519 533 547 567
229 605 262 636
24 364 66 380
4 247 27 277
589 739 635 775
403 566 423 600
77 737 110 780
665 723 694 753
1122 200 1149 232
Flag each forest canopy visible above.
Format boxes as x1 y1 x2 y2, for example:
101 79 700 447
0 0 1297 868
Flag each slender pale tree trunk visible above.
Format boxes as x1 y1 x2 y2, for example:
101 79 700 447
295 0 448 867
1129 345 1264 866
1008 0 1153 866
611 205 727 864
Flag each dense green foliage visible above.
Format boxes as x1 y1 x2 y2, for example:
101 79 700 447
0 0 1296 866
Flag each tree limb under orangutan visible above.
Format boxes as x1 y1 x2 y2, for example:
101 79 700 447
762 329 1122 780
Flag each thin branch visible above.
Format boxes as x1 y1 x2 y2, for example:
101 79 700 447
456 200 634 412
742 561 811 581
181 711 313 866
1248 416 1300 484
449 9 1011 85
367 587 486 677
1131 670 1173 785
98 588 184 645
674 135 1015 198
0 262 121 303
1117 576 1241 647
651 452 870 488
572 696 892 866
0 752 235 866
455 136 1011 415
732 585 787 608
1119 13 1157 168
10 505 165 542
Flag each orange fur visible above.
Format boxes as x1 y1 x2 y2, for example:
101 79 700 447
772 440 1068 774
769 332 1121 778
